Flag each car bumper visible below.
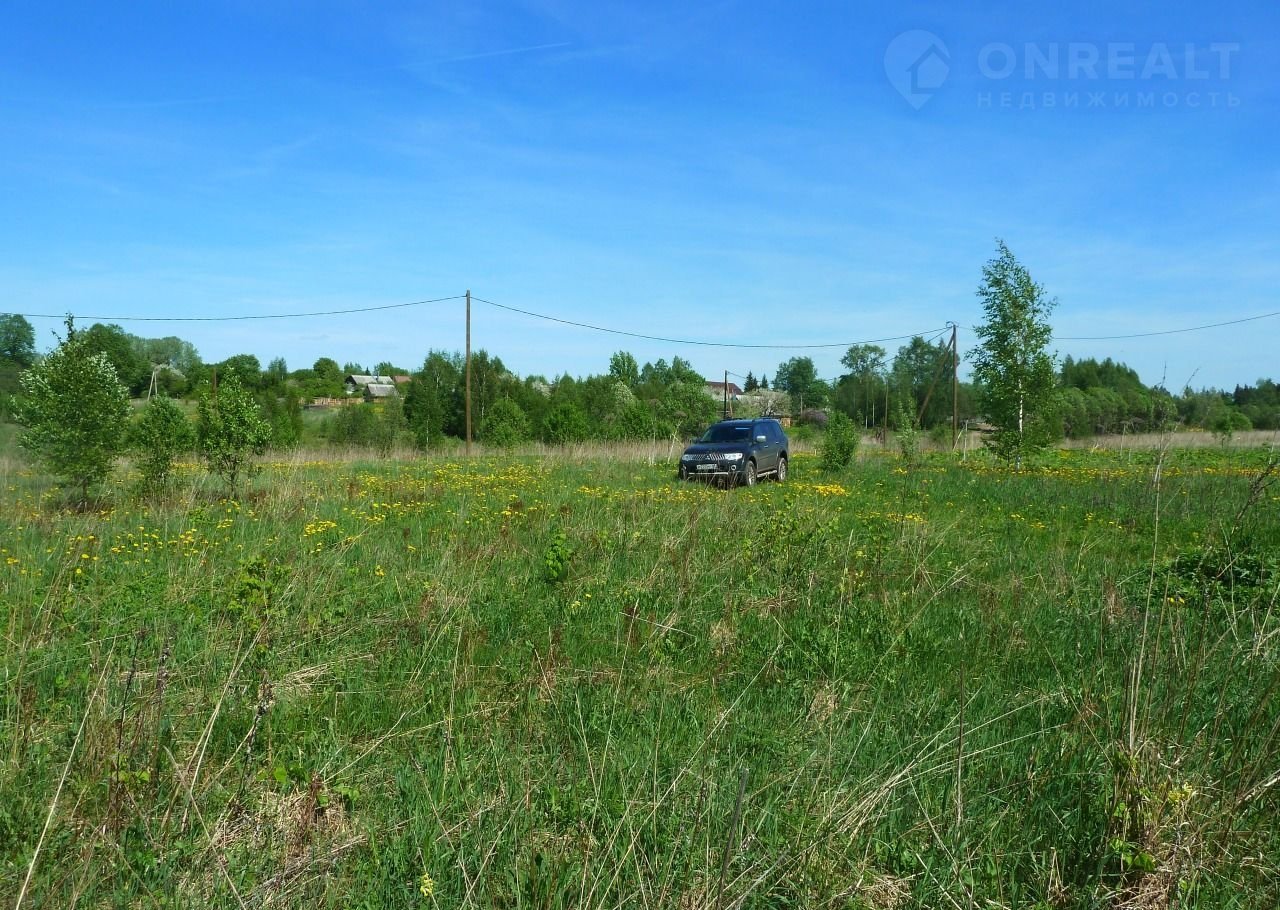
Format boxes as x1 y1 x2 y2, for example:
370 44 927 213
679 461 748 481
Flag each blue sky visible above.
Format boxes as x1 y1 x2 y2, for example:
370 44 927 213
2 1 1277 389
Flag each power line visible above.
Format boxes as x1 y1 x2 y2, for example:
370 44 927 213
9 292 1275 347
11 295 466 323
472 295 948 350
1053 309 1280 341
958 308 1280 342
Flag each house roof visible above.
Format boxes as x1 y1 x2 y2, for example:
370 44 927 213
364 383 397 398
392 375 412 384
706 381 744 396
346 374 395 386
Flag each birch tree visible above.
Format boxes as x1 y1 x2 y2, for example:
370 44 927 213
970 240 1059 465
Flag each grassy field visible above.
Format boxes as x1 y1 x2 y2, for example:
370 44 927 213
1 441 1278 908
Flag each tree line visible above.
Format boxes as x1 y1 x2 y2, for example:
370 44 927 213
2 239 1276 484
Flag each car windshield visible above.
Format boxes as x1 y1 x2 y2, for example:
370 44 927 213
698 424 751 443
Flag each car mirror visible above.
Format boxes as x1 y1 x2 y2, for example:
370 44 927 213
755 434 767 443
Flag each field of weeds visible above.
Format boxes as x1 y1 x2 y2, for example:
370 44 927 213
2 445 1278 908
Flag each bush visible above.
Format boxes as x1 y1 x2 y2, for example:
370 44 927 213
819 411 859 469
481 398 530 449
197 377 271 493
130 396 195 489
15 320 131 503
894 405 920 464
541 402 589 445
1211 408 1251 443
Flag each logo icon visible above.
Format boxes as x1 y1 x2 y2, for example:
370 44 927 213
884 31 951 109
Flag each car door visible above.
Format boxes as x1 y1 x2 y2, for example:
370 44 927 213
754 421 778 473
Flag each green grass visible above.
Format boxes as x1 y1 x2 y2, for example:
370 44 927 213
1 444 1278 908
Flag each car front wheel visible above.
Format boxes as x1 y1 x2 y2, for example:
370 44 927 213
743 461 757 486
775 456 787 482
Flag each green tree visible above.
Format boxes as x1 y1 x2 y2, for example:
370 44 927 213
82 322 150 394
891 336 953 429
774 356 828 413
260 390 303 449
654 381 718 439
836 344 887 427
264 356 289 388
15 319 130 503
481 397 531 449
215 354 262 389
819 410 859 470
970 240 1059 464
371 397 407 455
608 351 640 387
130 395 195 489
134 335 201 375
403 351 463 446
541 401 590 444
0 313 37 367
197 376 271 493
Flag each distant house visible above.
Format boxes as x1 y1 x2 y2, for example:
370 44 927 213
344 374 395 395
306 396 361 410
392 375 412 386
705 381 743 400
363 383 398 401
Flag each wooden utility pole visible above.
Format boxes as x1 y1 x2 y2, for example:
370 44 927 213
883 384 889 443
465 290 472 456
951 324 959 450
917 333 953 429
723 370 729 419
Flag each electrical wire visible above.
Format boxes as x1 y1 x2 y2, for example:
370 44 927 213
10 291 1276 347
958 309 1280 341
471 296 948 350
11 296 466 323
1053 309 1280 340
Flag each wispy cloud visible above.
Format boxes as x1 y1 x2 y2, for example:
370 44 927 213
415 41 573 66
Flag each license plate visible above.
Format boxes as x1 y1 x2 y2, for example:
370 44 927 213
696 463 716 471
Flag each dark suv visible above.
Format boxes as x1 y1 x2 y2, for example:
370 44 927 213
678 418 789 486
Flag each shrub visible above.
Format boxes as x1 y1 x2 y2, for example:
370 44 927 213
894 405 920 464
541 402 589 445
819 411 859 470
15 320 130 504
1211 408 1251 444
481 397 530 449
197 376 271 493
130 395 195 489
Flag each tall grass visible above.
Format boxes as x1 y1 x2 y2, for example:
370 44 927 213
0 445 1277 907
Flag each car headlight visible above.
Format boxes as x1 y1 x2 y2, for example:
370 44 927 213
680 453 696 461
722 452 743 461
